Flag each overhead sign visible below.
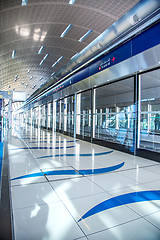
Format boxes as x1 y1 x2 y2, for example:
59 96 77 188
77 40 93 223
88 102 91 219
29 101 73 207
0 91 12 99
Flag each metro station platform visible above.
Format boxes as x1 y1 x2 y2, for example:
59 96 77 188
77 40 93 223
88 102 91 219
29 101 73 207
8 125 160 240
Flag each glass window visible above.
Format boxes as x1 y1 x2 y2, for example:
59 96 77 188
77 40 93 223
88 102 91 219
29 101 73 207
140 68 160 152
94 77 135 152
78 90 92 138
56 100 60 131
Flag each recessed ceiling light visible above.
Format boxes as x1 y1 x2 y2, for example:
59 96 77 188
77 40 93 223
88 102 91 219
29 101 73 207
27 69 31 73
30 76 33 80
40 32 47 42
39 77 43 81
60 24 72 38
52 56 63 68
12 50 16 59
38 46 44 54
79 30 93 42
69 0 76 4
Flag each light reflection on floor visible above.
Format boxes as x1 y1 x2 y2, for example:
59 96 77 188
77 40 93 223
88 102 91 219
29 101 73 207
9 126 160 240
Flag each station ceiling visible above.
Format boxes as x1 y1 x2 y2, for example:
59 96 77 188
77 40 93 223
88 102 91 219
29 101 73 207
0 0 140 98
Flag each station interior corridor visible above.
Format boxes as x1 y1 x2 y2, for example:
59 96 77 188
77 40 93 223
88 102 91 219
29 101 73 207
8 124 160 240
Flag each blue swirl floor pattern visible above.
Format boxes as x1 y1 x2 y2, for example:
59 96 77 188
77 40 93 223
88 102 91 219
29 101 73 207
10 145 75 150
37 150 114 159
11 162 124 181
28 140 78 143
78 190 160 222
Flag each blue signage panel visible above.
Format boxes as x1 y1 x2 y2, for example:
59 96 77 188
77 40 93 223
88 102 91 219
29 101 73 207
0 91 12 99
132 21 160 56
90 41 132 76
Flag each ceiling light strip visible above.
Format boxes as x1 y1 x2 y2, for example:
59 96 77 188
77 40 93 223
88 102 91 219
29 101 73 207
69 0 76 4
38 46 44 54
12 50 16 59
39 54 49 66
51 72 55 76
71 53 78 59
21 0 28 6
79 30 93 42
52 56 63 68
60 24 72 38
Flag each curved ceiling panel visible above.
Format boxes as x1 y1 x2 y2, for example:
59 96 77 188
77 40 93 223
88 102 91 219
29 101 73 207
0 0 139 97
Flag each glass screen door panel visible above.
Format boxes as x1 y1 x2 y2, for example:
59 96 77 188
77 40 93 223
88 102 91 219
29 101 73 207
95 77 135 152
140 69 160 152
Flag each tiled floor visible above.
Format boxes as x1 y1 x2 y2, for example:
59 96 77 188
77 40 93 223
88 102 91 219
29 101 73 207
8 126 160 240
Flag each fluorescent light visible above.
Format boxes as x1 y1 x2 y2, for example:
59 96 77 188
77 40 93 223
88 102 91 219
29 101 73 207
12 50 16 59
39 54 49 66
39 77 43 81
38 46 44 54
43 54 48 60
79 30 92 42
27 69 31 73
30 76 33 80
22 0 28 6
60 24 72 38
69 0 76 4
71 53 78 59
51 72 55 76
52 56 63 68
39 60 44 66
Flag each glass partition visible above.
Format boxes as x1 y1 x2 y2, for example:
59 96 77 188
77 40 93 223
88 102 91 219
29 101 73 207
61 99 64 131
78 90 92 138
94 77 135 151
140 69 160 152
41 104 46 128
47 102 53 129
56 100 60 131
66 95 75 136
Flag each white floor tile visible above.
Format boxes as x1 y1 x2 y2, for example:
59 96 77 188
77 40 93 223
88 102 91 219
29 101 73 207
144 211 160 229
9 128 160 240
88 171 136 191
87 218 160 240
13 201 85 240
50 177 105 201
63 193 140 235
11 182 60 209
